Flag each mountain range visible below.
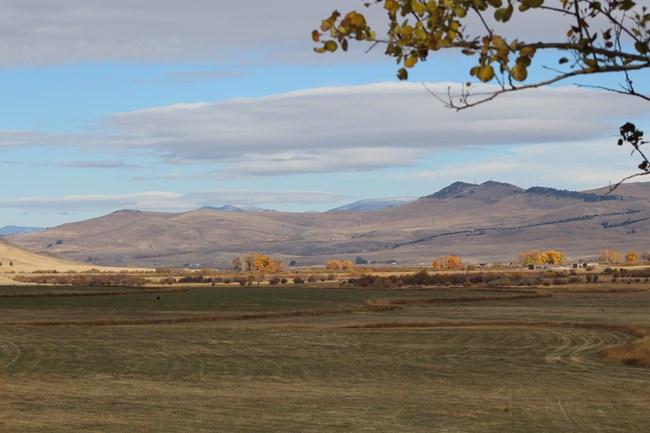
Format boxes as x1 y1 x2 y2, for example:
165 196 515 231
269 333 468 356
9 181 650 268
0 225 45 236
328 196 417 212
200 204 268 212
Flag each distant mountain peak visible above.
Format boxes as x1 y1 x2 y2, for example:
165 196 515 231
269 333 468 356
201 204 267 212
0 225 46 236
328 196 417 212
427 181 476 199
425 181 526 202
481 180 516 187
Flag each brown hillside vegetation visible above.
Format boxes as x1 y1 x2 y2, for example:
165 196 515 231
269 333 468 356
0 237 146 282
0 237 97 274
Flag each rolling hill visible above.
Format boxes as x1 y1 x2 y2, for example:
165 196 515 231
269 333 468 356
0 236 98 275
10 181 650 268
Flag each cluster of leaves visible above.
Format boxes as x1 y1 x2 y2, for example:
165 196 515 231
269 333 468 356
314 1 650 98
325 259 355 272
432 255 463 270
232 253 285 273
516 249 565 265
614 122 650 185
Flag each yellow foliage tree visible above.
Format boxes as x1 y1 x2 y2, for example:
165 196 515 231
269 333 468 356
517 250 543 266
233 253 284 273
599 249 622 265
625 251 640 264
517 249 565 266
325 259 354 272
539 250 565 265
432 255 462 271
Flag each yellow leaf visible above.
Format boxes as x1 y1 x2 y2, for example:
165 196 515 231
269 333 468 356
349 11 367 27
477 65 495 82
412 2 426 15
401 25 413 38
510 64 528 81
325 41 338 52
404 56 418 68
519 45 536 57
321 20 331 32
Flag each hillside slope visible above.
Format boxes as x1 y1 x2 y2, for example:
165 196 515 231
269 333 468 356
0 236 97 273
11 181 650 267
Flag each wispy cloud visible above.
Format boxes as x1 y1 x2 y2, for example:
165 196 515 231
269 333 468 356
0 189 345 212
0 0 376 67
1 83 647 178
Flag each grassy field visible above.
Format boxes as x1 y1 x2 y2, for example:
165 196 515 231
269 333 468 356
1 283 649 432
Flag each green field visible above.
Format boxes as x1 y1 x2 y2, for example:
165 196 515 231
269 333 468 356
1 284 649 432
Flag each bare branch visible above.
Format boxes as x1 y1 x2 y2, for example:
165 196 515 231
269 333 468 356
608 172 650 193
443 61 650 111
575 83 650 102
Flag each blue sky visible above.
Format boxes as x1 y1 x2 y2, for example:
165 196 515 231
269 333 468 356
0 0 648 228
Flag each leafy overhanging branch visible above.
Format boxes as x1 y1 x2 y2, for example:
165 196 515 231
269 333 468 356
313 0 650 187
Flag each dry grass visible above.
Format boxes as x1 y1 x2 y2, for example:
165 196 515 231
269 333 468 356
603 336 650 366
363 292 552 308
1 283 649 432
0 287 189 299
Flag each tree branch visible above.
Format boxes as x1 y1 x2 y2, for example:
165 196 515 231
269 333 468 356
608 172 650 193
440 61 650 110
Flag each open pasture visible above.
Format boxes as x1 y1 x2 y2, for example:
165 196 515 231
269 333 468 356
1 283 649 432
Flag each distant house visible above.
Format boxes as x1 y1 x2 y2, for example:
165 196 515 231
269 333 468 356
572 262 599 269
527 264 567 270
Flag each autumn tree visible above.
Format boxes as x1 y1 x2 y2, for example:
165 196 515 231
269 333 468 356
599 248 622 264
539 249 565 265
517 249 565 265
517 249 544 266
313 1 650 183
326 259 355 272
625 251 640 264
432 255 463 270
232 253 284 273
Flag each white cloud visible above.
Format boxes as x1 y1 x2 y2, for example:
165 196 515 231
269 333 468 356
0 190 344 212
0 0 379 67
1 82 648 177
0 1 601 68
100 82 650 174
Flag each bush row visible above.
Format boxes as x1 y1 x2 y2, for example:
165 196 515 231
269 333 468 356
14 274 147 286
346 270 604 288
